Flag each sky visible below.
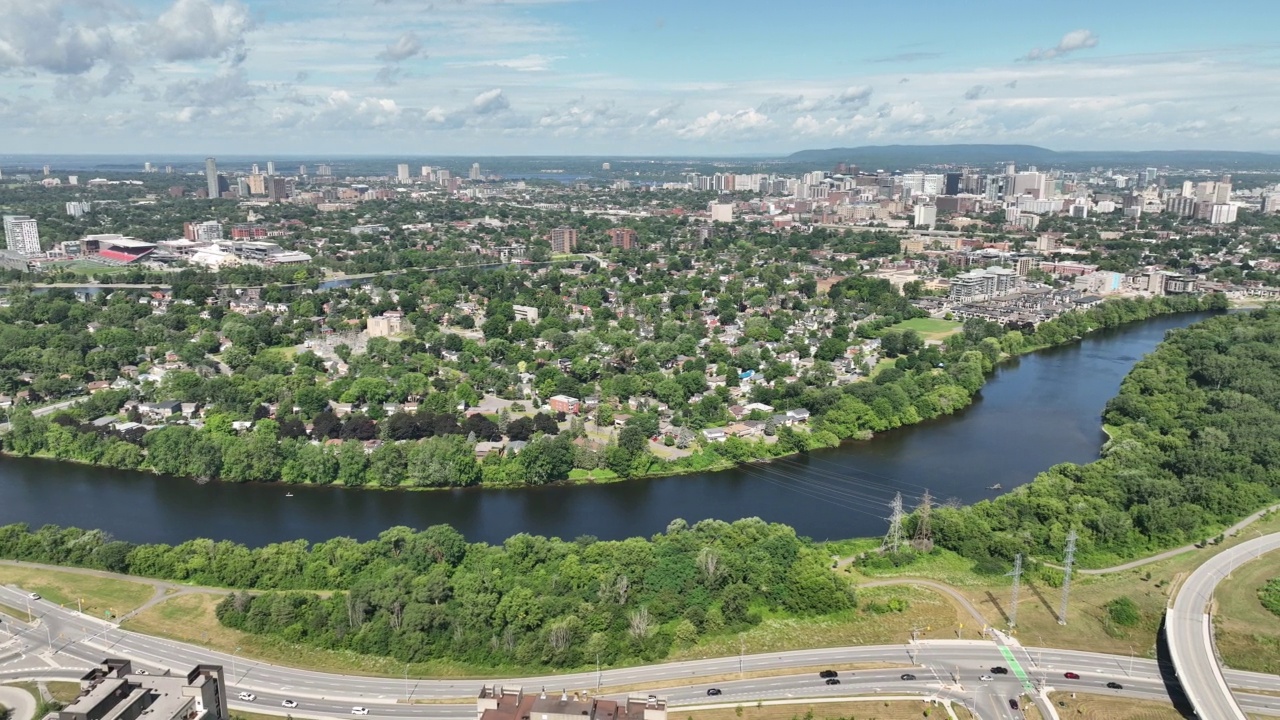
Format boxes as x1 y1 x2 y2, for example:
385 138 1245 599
2 0 1279 156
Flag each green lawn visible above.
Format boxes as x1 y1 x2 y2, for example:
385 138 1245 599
885 317 962 337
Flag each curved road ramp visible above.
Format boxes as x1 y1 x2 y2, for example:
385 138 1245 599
1167 533 1280 720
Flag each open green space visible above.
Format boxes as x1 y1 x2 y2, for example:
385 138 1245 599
883 317 961 337
1046 691 1182 719
0 565 154 618
1213 546 1280 675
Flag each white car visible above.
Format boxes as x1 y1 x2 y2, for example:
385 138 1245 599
351 707 369 715
27 593 40 601
135 670 149 675
979 674 994 681
281 700 298 709
237 692 256 702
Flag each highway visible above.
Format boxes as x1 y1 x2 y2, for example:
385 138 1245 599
1166 531 1280 720
4 585 1280 720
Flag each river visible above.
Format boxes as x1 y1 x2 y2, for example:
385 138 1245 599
0 312 1213 547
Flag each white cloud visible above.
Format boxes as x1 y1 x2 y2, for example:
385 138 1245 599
472 87 509 114
1021 29 1099 62
377 32 424 63
0 1 118 74
152 0 253 64
449 54 562 72
677 108 771 140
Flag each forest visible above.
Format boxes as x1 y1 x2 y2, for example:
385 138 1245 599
0 518 851 669
926 307 1280 567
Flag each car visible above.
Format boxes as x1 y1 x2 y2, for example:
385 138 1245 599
705 689 721 697
991 666 1009 675
282 700 298 709
351 708 369 716
824 678 840 685
1063 672 1080 679
647 696 658 703
818 669 838 679
237 693 256 702
1107 682 1123 690
900 673 917 681
1009 698 1020 710
979 674 994 681
135 670 148 675
27 593 40 601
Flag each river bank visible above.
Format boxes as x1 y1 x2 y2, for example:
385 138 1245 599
0 309 1220 546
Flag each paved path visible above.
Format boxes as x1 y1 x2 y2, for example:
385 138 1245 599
1167 532 1280 720
0 684 37 720
1071 503 1280 575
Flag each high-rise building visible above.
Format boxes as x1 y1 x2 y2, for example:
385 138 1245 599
421 166 431 178
205 158 219 199
397 164 410 182
66 201 91 218
912 204 937 228
3 215 42 255
268 177 290 201
299 165 307 176
267 161 276 176
606 227 637 250
549 226 578 254
165 165 173 174
1262 194 1279 214
184 221 223 242
247 174 266 195
251 164 260 175
943 172 962 196
469 163 482 180
43 165 50 176
709 202 734 223
317 164 332 177
144 162 153 173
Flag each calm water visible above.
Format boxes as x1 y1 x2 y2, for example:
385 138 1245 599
0 313 1213 547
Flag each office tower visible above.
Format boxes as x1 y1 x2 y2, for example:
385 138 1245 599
251 163 260 174
1262 194 1279 214
237 178 251 197
165 165 173 174
267 161 276 176
913 204 937 228
421 166 431 178
144 162 153 173
66 202 91 217
397 164 410 182
550 227 578 254
268 176 289 201
317 164 332 177
205 158 219 198
43 165 50 176
68 176 78 186
469 162 482 180
3 215 42 255
298 165 307 176
943 172 962 196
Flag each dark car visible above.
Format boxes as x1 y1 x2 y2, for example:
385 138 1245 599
819 670 838 679
991 666 1009 675
1063 672 1080 679
706 689 721 697
1009 699 1019 710
900 673 917 681
825 678 840 686
1107 681 1123 690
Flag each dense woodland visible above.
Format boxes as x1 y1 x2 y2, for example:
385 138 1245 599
0 518 851 668
928 307 1280 567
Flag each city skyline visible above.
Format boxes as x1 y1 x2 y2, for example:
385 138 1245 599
1 0 1279 155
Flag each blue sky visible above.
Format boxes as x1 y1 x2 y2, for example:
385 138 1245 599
2 0 1278 155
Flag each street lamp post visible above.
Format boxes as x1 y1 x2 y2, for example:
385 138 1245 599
738 636 744 678
231 647 241 683
596 653 601 693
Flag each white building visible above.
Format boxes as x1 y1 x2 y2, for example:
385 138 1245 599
912 204 937 228
189 245 238 269
1209 203 1238 224
3 215 41 256
397 164 410 182
66 201 91 218
709 202 734 223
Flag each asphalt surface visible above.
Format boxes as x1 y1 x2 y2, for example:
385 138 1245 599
4 584 1280 720
0 683 38 720
1167 531 1280 720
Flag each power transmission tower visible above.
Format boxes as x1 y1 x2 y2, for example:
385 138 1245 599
882 493 904 554
1007 553 1023 629
911 489 934 552
1057 529 1078 625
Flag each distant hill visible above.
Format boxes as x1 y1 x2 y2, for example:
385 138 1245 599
784 144 1280 170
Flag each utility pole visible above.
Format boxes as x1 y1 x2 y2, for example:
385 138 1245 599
1007 553 1023 629
1057 529 1077 625
738 635 745 678
883 493 904 554
912 490 934 552
596 653 601 692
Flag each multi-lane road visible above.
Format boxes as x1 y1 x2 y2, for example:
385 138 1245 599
1166 532 1280 720
4 584 1280 720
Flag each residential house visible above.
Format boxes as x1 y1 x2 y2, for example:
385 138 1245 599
139 400 181 421
548 394 581 415
701 427 727 443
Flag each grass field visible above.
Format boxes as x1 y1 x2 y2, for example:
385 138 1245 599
0 565 153 618
1046 691 1182 719
883 318 961 340
840 510 1280 659
46 682 83 704
1213 546 1280 675
685 699 954 720
0 602 34 622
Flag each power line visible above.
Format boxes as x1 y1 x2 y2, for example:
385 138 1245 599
1007 553 1023 629
882 492 904 554
911 489 934 552
1058 529 1078 625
